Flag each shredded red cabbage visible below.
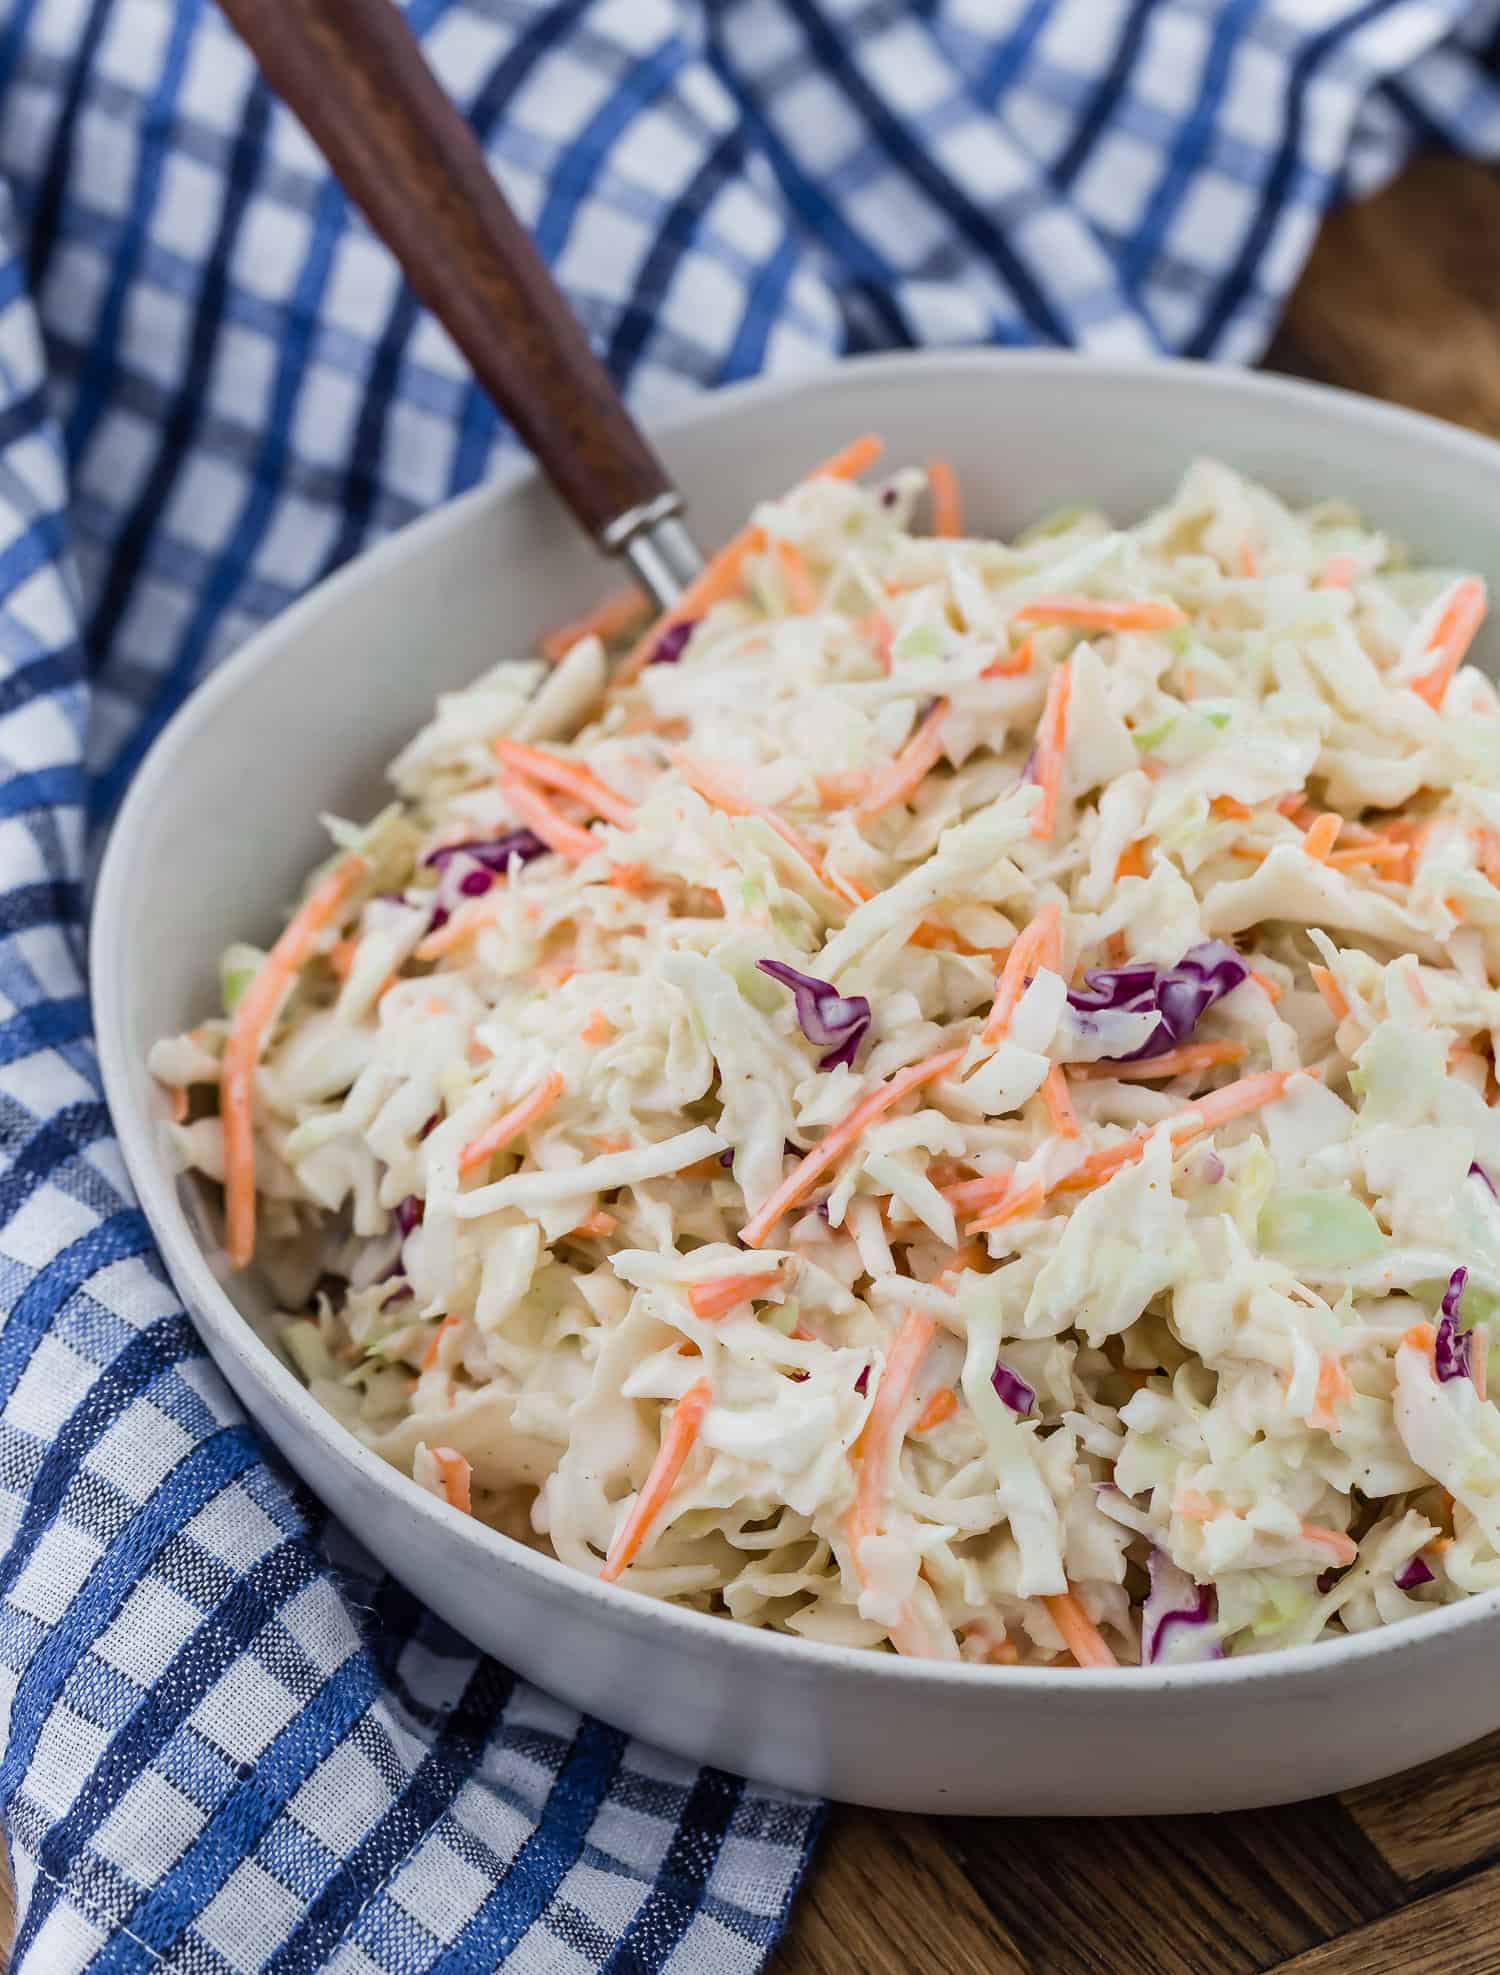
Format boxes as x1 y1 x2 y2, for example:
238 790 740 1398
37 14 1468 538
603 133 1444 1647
1395 1552 1435 1591
1141 1550 1223 1665
395 1196 423 1238
650 618 698 666
1471 1161 1498 1199
423 830 548 873
1067 941 1248 1060
1436 1267 1474 1383
854 1365 870 1396
990 1358 1035 1417
757 959 871 1070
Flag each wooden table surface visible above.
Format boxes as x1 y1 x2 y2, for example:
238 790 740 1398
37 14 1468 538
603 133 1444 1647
2 155 1499 1974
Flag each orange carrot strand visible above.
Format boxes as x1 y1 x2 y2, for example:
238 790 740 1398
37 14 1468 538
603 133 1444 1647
1410 577 1487 710
497 768 598 863
493 738 636 829
914 1386 958 1433
1043 1588 1117 1668
1069 1040 1246 1083
1030 662 1072 841
540 585 650 663
457 1071 565 1176
856 699 950 819
1013 596 1186 632
687 1269 788 1321
222 853 367 1271
600 1377 714 1582
740 1049 964 1249
926 459 962 538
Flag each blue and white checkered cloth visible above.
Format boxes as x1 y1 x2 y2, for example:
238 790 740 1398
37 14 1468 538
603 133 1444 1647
0 1 1498 1967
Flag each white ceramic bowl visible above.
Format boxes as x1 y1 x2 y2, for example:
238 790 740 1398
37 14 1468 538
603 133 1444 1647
93 351 1500 1815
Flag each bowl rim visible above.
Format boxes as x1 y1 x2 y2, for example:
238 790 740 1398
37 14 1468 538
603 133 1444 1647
92 344 1500 1694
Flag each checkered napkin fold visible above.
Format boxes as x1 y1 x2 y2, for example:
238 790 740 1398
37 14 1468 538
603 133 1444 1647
0 2 1498 1968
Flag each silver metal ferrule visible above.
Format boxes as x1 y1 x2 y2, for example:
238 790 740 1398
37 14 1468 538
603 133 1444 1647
613 508 705 609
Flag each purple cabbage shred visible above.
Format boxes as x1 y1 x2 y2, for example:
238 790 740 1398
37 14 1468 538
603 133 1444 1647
1435 1267 1475 1383
854 1366 870 1397
395 1196 423 1238
757 959 872 1070
990 1359 1035 1417
650 618 698 666
423 830 548 874
1471 1161 1498 1199
1395 1553 1435 1591
1141 1550 1223 1666
1067 940 1248 1061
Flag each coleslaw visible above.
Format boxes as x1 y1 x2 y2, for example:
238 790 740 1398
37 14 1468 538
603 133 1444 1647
151 439 1500 1668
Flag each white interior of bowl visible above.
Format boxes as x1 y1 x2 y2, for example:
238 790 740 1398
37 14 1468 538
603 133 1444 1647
87 352 1500 1808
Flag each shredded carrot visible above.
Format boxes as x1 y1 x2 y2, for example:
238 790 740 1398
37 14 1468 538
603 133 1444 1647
856 699 950 819
981 634 1033 678
222 853 367 1271
974 1178 1046 1230
1326 841 1411 875
457 1070 565 1176
1302 1523 1358 1565
973 1070 1297 1229
1309 964 1350 1022
816 770 869 809
1013 595 1187 633
1030 662 1072 840
687 1269 788 1321
1210 795 1251 821
1230 846 1267 866
1106 930 1129 963
1070 1040 1246 1083
328 935 358 981
1404 1320 1438 1360
616 439 882 686
1115 838 1149 880
421 1313 461 1372
849 1310 936 1556
1319 553 1357 589
540 584 650 663
1237 540 1259 580
964 1622 1019 1665
740 1049 964 1248
581 1010 612 1045
1277 792 1311 820
1041 1064 1079 1137
672 750 835 890
1043 1589 1117 1669
926 459 961 538
809 433 884 484
493 738 636 829
914 1386 958 1433
570 1209 618 1238
1248 968 1284 1002
497 768 598 863
1300 812 1342 862
1477 828 1500 888
600 1377 714 1583
860 609 893 674
940 1170 1013 1215
982 901 1061 1043
1307 1353 1354 1431
775 538 819 614
415 894 505 961
616 526 766 685
429 1446 472 1514
1410 577 1487 710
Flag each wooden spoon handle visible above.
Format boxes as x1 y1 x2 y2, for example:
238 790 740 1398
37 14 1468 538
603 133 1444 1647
218 0 679 551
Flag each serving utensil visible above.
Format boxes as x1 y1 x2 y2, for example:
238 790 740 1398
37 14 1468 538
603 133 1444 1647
217 0 703 608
